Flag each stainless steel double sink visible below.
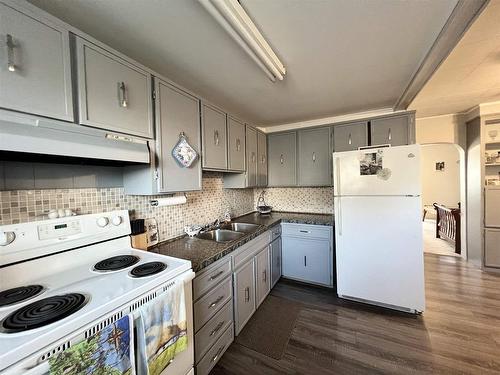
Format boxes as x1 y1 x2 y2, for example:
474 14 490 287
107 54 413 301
196 222 260 243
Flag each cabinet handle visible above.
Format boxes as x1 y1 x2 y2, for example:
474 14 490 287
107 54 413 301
236 138 241 151
312 152 316 162
209 321 225 337
263 270 267 282
262 155 266 164
251 152 256 163
5 34 16 72
304 256 307 267
117 82 128 108
388 128 392 141
348 133 352 145
209 295 224 308
244 286 250 302
209 270 224 281
214 130 219 146
212 345 225 363
280 154 284 164
299 230 310 233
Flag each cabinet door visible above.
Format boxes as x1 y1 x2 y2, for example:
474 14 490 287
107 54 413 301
202 104 227 170
255 246 270 307
333 122 368 152
227 116 245 171
257 131 268 187
0 3 73 121
246 126 258 187
282 237 331 286
485 229 500 268
234 259 255 335
298 127 332 186
370 115 410 146
268 132 297 186
76 38 153 138
270 237 282 288
156 80 201 193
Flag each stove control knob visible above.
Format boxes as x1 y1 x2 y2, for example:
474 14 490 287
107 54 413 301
111 216 123 226
0 231 16 246
96 217 109 228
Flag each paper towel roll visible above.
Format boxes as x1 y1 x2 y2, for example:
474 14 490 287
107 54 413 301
150 194 187 207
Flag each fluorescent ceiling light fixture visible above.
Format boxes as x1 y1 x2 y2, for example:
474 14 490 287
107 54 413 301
198 0 286 82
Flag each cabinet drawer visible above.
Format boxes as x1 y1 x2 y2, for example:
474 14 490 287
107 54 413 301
194 277 232 331
193 259 232 300
232 231 271 270
485 229 500 268
282 223 331 240
195 301 233 363
196 325 233 375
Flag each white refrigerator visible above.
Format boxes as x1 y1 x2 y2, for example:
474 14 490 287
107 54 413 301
333 144 425 313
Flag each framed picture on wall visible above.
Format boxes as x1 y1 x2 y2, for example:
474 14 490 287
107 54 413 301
435 162 445 171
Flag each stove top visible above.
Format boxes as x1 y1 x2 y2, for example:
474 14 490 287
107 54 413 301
94 255 140 271
0 285 45 308
130 261 167 278
1 293 87 333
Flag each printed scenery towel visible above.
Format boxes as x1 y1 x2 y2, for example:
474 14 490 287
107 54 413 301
136 281 188 375
49 314 135 375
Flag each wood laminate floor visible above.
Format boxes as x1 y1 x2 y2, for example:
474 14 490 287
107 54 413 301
210 254 500 374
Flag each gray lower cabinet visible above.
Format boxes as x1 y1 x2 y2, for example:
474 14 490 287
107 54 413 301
227 116 246 171
0 3 73 122
202 103 228 170
268 132 297 186
270 236 282 288
233 258 256 335
333 121 368 152
193 258 234 375
281 223 333 287
75 37 153 138
257 131 268 187
370 114 413 146
255 246 271 308
485 229 500 268
123 79 201 194
298 127 332 186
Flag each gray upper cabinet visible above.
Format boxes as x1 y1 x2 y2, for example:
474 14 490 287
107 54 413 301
76 37 153 138
333 121 368 152
370 115 412 146
156 80 201 193
257 131 267 187
0 3 73 121
298 127 332 186
246 126 258 187
268 132 297 187
227 116 245 171
201 103 227 170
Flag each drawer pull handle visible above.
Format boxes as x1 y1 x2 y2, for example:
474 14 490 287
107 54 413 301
263 270 267 282
236 138 241 151
299 230 310 233
280 154 284 164
251 152 256 163
117 82 128 108
312 152 316 162
244 286 250 302
214 130 220 146
304 256 307 267
388 128 392 141
6 34 16 72
209 321 225 337
212 345 225 363
209 270 224 281
348 133 352 145
209 295 224 308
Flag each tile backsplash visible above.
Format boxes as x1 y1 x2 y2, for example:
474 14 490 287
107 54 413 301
254 187 334 214
0 172 254 241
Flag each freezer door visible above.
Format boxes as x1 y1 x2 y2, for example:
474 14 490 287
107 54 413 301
335 196 425 312
333 144 421 196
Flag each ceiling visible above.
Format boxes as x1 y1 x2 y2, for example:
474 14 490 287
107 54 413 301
29 0 457 126
410 0 500 118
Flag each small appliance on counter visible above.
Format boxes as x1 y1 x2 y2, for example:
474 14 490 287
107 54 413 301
130 218 159 250
256 190 272 214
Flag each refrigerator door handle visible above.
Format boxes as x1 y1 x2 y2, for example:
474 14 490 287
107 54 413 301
335 157 342 236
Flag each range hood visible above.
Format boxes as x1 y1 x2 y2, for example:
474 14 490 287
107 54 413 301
0 111 150 164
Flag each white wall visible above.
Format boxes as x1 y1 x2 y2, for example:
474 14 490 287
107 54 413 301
416 114 464 144
421 144 461 211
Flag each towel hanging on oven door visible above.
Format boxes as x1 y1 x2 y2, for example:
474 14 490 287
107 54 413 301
47 314 135 375
136 280 187 375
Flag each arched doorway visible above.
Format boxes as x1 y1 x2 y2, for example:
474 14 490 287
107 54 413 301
421 143 466 259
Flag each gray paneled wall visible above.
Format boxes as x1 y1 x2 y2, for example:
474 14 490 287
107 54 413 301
0 162 123 190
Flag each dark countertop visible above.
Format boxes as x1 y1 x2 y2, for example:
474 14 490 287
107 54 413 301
150 211 333 273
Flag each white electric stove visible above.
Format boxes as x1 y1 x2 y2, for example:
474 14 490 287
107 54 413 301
0 210 195 375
